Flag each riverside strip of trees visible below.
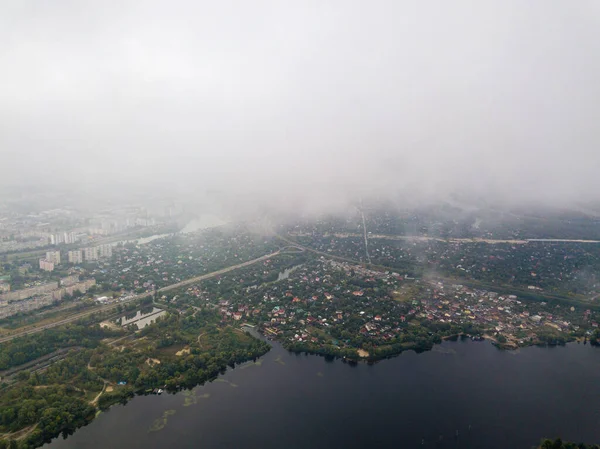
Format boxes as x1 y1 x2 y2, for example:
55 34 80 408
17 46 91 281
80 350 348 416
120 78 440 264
0 309 270 448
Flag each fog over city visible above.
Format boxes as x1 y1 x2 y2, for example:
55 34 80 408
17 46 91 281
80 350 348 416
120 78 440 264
1 1 600 211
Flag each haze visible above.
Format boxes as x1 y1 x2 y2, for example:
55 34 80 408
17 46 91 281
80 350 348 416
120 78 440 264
1 1 599 210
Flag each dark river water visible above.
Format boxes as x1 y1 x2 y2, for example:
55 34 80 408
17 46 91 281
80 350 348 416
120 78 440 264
46 340 600 449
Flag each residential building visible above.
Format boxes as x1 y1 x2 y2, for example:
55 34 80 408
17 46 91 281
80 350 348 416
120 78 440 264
84 247 98 261
46 250 61 265
88 228 109 236
135 218 155 227
68 250 83 264
0 294 58 319
0 281 59 302
98 244 113 259
39 259 55 272
60 275 80 287
50 233 64 245
53 279 96 300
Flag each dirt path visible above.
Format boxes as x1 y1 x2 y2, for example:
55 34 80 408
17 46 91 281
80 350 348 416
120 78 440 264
107 333 134 347
90 381 107 406
87 360 113 407
0 424 38 441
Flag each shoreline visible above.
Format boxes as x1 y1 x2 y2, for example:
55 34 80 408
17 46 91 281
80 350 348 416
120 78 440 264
274 330 580 364
37 332 598 448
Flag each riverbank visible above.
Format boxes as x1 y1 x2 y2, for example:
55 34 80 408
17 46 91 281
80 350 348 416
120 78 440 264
275 328 578 364
0 313 271 449
45 338 600 449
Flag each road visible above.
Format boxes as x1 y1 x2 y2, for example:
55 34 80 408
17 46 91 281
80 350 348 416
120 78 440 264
303 232 600 245
155 251 280 294
0 250 282 344
358 207 372 264
275 234 379 267
274 234 600 307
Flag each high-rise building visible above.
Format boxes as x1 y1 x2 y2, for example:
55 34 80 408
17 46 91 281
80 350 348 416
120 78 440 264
98 244 113 259
60 275 80 287
68 250 83 264
50 233 64 245
83 247 98 261
39 259 55 272
0 281 58 302
135 218 155 227
46 250 61 265
63 232 77 244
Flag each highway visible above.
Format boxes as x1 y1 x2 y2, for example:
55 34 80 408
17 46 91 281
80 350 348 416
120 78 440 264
0 250 281 344
274 234 383 268
290 232 600 245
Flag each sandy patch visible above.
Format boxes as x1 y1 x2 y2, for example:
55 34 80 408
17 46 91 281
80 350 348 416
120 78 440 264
100 321 120 330
146 358 161 366
357 349 369 358
176 347 191 356
105 386 114 392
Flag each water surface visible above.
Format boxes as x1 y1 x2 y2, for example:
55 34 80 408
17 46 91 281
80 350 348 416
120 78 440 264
181 215 227 234
277 264 303 281
46 340 600 449
118 308 165 329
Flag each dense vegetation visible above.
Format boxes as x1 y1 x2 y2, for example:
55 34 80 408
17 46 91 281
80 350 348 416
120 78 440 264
2 217 600 447
164 252 495 361
538 438 600 449
293 232 600 298
0 325 121 371
91 226 281 294
0 351 101 448
90 309 270 392
292 204 600 240
0 309 270 448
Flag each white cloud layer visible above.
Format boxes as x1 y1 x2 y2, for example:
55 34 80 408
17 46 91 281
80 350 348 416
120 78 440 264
1 1 599 208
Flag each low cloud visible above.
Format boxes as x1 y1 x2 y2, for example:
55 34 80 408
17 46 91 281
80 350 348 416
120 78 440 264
1 1 599 212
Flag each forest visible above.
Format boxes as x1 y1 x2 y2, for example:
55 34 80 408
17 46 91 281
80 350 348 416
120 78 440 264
538 438 600 449
0 309 270 448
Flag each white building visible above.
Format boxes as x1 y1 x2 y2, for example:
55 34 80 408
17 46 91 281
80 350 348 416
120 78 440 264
135 218 155 227
68 250 83 264
60 275 80 287
39 259 55 272
98 244 113 259
88 228 109 236
63 232 77 244
46 250 61 265
83 247 99 261
50 233 64 245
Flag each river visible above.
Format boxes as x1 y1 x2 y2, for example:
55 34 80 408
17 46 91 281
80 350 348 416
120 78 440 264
45 339 600 449
180 215 227 234
277 264 303 281
118 307 166 329
111 214 228 248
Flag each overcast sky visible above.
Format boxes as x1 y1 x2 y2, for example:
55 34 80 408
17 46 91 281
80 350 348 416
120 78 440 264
1 1 599 209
